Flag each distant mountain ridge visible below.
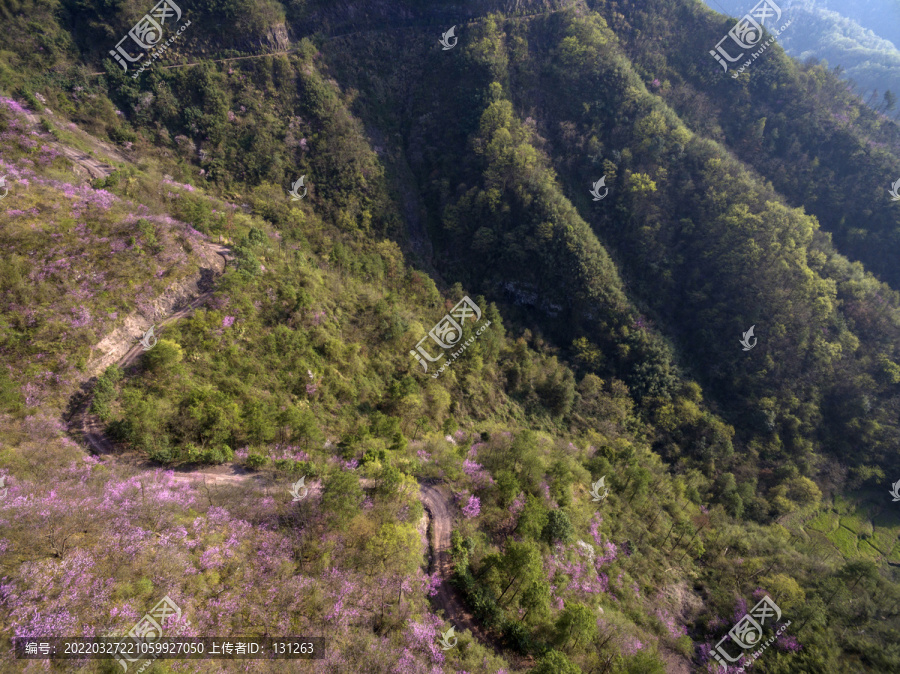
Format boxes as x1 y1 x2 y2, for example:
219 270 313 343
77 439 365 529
700 0 900 104
290 0 580 35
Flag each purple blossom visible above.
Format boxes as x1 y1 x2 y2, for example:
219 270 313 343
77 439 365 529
462 495 480 519
622 636 644 655
509 492 525 515
777 634 802 652
540 481 551 501
656 607 687 638
222 315 235 328
462 459 494 488
590 514 604 546
69 306 92 328
0 96 30 116
597 541 618 566
545 543 610 598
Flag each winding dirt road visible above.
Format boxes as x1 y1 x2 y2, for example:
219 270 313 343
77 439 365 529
67 228 474 647
37 99 479 653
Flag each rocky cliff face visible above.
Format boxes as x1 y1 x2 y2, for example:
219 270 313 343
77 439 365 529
263 22 291 51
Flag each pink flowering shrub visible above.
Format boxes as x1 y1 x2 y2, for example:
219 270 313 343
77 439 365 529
394 614 446 673
621 635 645 655
545 543 610 599
462 495 481 518
655 607 688 639
777 634 802 652
589 514 603 545
462 459 494 488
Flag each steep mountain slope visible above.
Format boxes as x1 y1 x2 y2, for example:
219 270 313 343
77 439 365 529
319 3 900 491
2 0 900 672
596 0 900 285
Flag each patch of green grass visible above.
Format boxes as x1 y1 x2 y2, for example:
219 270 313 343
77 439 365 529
832 494 854 515
806 511 839 534
888 542 900 564
828 526 859 558
858 539 881 559
840 513 866 535
866 530 892 555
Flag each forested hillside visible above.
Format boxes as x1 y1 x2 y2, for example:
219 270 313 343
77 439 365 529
1 0 900 672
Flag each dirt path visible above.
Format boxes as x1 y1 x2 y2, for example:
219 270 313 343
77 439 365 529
66 237 477 650
36 93 482 654
72 239 231 456
71 304 482 657
23 110 126 180
419 482 501 649
92 242 230 374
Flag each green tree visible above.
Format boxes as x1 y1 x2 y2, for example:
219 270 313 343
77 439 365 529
279 405 323 447
364 522 420 617
530 650 582 674
179 385 240 447
144 338 183 372
243 399 277 445
497 541 542 606
542 509 575 545
516 495 549 541
519 579 551 624
622 651 666 674
321 471 364 530
555 601 595 651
